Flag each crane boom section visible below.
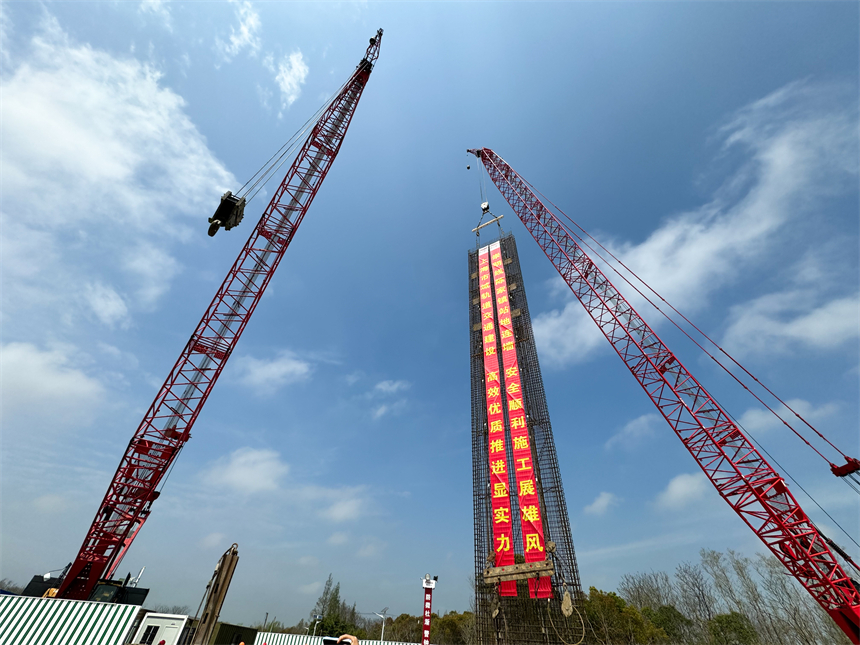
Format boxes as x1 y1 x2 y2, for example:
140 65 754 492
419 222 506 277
57 30 383 601
470 147 860 643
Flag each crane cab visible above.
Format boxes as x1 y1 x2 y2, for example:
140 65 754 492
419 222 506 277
207 191 246 237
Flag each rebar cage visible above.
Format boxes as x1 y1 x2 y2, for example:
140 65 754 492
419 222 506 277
469 233 584 644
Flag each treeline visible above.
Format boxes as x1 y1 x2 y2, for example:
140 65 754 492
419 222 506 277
605 548 852 645
255 548 854 644
255 574 472 642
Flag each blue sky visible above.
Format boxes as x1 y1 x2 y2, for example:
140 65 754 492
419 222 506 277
1 0 858 630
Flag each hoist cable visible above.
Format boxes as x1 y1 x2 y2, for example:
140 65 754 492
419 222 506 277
520 176 852 465
538 212 836 467
237 75 352 202
720 403 860 551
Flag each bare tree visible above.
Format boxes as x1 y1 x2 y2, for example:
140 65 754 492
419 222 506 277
619 570 677 611
674 561 716 624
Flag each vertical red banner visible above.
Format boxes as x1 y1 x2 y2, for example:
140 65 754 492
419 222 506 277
421 584 433 645
479 245 516 597
489 241 552 599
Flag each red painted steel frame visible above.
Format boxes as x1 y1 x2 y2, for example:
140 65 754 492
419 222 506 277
469 147 860 643
57 30 383 600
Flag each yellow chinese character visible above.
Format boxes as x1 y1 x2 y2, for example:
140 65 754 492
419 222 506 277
502 341 514 352
490 459 506 474
498 306 510 315
510 415 526 429
507 382 520 394
519 479 536 496
485 346 496 356
493 507 511 524
483 311 493 320
500 317 511 325
489 420 504 433
496 535 511 552
483 323 493 331
525 534 544 552
488 402 501 414
487 370 499 382
513 435 529 450
490 439 504 453
508 398 523 411
487 386 500 397
497 295 509 305
493 482 508 498
516 457 531 471
484 334 496 343
481 301 492 310
501 329 513 339
521 505 540 522
505 366 519 378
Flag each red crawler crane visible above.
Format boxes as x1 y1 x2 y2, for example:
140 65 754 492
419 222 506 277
56 30 384 600
468 147 860 643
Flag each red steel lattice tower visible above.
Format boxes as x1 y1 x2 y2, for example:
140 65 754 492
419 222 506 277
468 146 860 644
56 30 384 600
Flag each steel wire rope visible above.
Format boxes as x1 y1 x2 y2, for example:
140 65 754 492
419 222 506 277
519 176 853 467
716 399 860 552
559 221 835 466
237 75 352 202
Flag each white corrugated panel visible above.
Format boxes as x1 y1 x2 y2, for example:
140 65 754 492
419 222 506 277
254 634 424 645
0 596 139 645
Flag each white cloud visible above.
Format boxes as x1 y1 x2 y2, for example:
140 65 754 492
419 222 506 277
327 532 348 545
371 399 407 420
33 494 68 513
203 447 289 494
737 398 839 434
139 0 172 31
723 291 859 357
300 581 323 595
533 81 858 368
275 51 309 114
124 243 182 308
217 1 261 61
656 473 709 510
372 404 389 419
201 532 225 549
297 555 318 566
605 413 660 450
0 17 234 336
84 282 130 328
234 350 312 395
293 485 370 523
584 491 620 516
0 342 104 430
375 379 411 394
319 495 366 522
357 537 386 558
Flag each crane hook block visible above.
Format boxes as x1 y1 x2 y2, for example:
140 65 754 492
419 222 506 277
208 191 246 237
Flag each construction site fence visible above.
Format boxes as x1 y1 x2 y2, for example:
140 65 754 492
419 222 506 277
255 634 429 645
0 595 139 645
